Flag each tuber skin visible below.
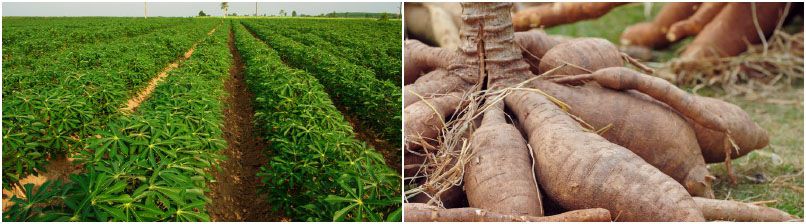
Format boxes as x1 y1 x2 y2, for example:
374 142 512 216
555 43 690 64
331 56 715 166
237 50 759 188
532 80 715 198
404 203 612 222
464 102 543 216
414 69 449 84
404 39 459 85
404 75 467 107
666 3 728 42
685 96 769 163
404 3 461 51
620 2 701 49
537 38 623 79
694 197 796 221
512 2 627 31
404 92 466 151
551 67 769 162
514 30 567 75
680 3 788 59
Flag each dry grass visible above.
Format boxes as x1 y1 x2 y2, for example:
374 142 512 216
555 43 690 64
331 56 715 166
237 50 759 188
660 31 804 102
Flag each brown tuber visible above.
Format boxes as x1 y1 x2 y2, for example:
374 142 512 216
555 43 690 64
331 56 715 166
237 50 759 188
680 3 789 59
531 80 715 198
464 102 543 216
537 38 623 79
513 2 627 31
666 2 728 42
694 197 796 221
507 90 705 221
404 203 612 222
620 3 701 49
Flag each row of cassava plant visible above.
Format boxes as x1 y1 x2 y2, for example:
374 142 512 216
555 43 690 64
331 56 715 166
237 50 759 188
249 18 401 59
232 22 400 221
403 3 794 222
2 17 191 70
1 19 218 188
4 24 231 222
241 21 402 148
247 19 401 83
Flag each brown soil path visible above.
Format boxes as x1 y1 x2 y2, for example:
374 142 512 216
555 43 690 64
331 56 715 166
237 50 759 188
120 26 218 114
204 27 278 221
2 156 81 211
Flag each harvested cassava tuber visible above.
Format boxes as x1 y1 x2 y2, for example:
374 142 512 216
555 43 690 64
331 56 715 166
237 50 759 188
404 75 467 107
404 3 461 51
512 2 627 31
537 38 623 78
404 39 459 85
694 197 796 221
531 80 715 198
464 102 543 216
681 3 789 59
685 96 769 163
506 90 705 221
551 67 769 161
404 203 612 222
404 92 466 151
553 67 729 133
666 2 728 42
414 69 449 84
514 30 567 75
620 2 701 49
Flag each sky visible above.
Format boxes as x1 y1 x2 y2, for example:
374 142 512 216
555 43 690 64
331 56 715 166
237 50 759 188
1 2 401 17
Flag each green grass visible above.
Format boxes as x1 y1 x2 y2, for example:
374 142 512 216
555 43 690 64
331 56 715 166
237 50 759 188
544 2 804 218
706 88 804 218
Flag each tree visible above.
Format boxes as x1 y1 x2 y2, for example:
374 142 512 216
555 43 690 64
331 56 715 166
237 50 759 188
379 12 390 21
220 2 229 17
292 10 297 17
198 10 207 17
279 9 286 17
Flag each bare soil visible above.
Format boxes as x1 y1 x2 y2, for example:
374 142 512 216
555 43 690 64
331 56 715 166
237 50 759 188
204 28 279 221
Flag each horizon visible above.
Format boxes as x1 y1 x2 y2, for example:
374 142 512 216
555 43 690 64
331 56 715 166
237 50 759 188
2 2 401 17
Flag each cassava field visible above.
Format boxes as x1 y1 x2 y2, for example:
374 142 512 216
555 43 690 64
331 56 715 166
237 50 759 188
1 17 402 222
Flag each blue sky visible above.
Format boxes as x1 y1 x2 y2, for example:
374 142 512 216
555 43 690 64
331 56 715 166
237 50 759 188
2 2 401 17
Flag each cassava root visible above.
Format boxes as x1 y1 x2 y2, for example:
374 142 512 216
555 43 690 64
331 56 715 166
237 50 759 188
404 203 612 222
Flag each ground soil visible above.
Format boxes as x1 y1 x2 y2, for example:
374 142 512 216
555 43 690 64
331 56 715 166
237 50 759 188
1 155 81 211
204 28 279 221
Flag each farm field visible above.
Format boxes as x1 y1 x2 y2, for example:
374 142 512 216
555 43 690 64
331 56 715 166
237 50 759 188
1 17 401 222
